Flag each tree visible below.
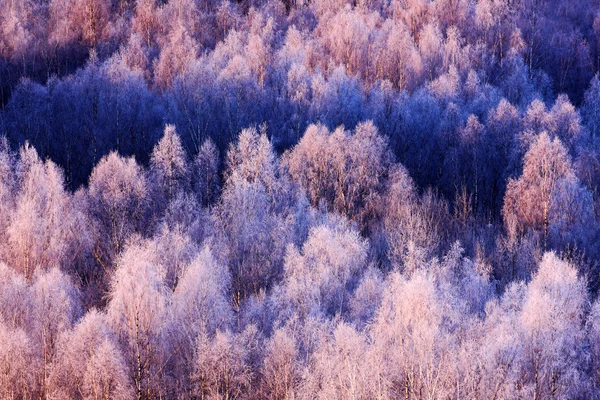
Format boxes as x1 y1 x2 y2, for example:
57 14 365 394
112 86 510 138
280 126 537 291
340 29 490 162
30 268 82 398
2 0 600 396
495 223 541 283
150 225 199 290
321 8 370 77
518 252 589 399
132 0 160 47
192 138 220 207
370 270 452 399
50 0 111 49
0 262 30 329
375 20 422 90
393 0 429 39
349 266 384 327
50 310 133 399
216 175 289 301
261 328 299 399
285 123 332 210
312 67 365 129
287 121 392 231
216 127 291 300
522 99 550 136
475 0 516 67
343 121 393 229
149 125 190 208
548 176 597 250
154 25 198 89
160 192 212 242
588 298 600 390
419 23 444 81
432 0 469 32
246 14 274 88
302 322 370 399
6 144 77 280
503 132 576 249
380 165 448 270
0 318 35 398
441 114 484 214
106 241 171 399
582 74 600 138
483 99 521 212
225 125 280 198
120 34 151 79
170 246 232 388
547 94 584 150
192 326 258 399
274 217 368 320
0 0 35 66
86 152 149 276
473 282 527 399
0 137 15 248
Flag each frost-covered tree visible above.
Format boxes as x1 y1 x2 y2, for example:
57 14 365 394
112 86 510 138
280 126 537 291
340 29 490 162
106 241 171 399
518 253 589 399
50 310 133 399
169 246 232 389
216 127 291 300
588 299 600 389
86 152 149 275
154 25 198 89
261 327 299 399
380 164 448 270
30 267 81 397
274 217 368 320
582 75 600 138
302 322 370 399
287 121 392 230
50 0 111 48
503 132 578 248
0 318 35 399
216 175 289 301
192 326 258 399
370 270 452 399
192 138 220 207
6 144 76 279
149 125 190 209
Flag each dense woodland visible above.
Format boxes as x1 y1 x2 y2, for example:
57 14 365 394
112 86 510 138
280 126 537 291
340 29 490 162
2 0 600 398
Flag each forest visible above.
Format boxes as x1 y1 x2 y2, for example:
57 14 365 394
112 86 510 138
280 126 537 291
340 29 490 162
2 0 600 398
